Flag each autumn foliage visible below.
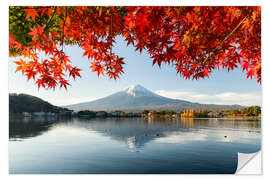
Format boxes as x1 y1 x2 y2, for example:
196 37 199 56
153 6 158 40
9 6 261 89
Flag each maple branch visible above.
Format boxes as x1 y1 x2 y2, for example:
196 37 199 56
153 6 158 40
222 9 253 43
110 9 113 54
202 9 253 65
110 12 113 54
58 7 68 65
61 7 68 52
44 7 57 31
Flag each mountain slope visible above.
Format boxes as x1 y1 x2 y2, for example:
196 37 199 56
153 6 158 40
9 93 67 114
65 85 243 111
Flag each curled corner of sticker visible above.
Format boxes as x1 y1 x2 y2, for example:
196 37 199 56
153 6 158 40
235 151 262 175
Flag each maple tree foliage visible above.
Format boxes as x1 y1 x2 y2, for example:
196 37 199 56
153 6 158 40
9 6 261 89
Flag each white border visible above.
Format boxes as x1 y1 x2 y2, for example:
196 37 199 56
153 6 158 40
2 0 269 180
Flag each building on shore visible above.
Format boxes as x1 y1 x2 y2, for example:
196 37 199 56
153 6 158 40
33 112 46 116
208 111 225 118
47 112 56 116
111 111 125 117
96 111 107 117
22 112 32 117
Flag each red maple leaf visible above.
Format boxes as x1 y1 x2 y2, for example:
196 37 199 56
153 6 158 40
69 67 81 80
24 8 39 22
14 59 27 73
241 60 250 72
28 25 44 40
59 78 70 90
246 68 255 79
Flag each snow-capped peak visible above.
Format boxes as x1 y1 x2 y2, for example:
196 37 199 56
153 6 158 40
123 84 159 97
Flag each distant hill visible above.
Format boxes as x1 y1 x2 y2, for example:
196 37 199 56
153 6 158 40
9 93 66 114
65 84 244 111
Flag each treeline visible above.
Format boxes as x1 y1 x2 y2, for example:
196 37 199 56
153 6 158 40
230 106 261 117
142 107 261 118
76 110 141 118
142 109 209 118
142 110 176 116
77 110 96 117
9 93 68 114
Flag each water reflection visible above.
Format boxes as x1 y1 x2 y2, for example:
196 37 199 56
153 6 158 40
9 117 200 150
180 118 194 128
10 117 261 151
9 116 70 141
9 117 261 174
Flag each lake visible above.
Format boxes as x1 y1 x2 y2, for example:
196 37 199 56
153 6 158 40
9 117 261 174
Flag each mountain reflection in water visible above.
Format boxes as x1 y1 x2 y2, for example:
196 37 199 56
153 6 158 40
9 117 261 174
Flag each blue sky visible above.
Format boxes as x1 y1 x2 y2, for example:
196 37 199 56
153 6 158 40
9 37 261 106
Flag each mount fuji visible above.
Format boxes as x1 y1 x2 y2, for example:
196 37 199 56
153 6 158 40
65 84 243 111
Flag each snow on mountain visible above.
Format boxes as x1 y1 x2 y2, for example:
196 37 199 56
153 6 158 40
123 84 161 97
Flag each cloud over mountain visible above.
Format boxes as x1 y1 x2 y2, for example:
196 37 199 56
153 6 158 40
155 90 261 106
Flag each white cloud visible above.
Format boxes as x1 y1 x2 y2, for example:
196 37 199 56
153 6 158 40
155 90 261 106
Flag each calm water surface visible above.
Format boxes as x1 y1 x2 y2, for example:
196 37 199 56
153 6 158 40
9 117 261 174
